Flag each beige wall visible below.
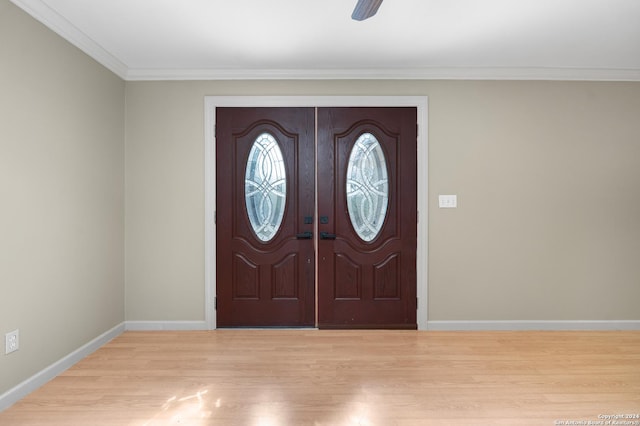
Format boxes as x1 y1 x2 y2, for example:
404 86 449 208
428 81 640 320
125 80 640 322
0 1 125 395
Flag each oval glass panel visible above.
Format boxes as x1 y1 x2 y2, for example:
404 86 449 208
346 133 389 242
245 133 287 242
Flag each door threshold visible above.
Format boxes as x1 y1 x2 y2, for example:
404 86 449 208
216 326 319 330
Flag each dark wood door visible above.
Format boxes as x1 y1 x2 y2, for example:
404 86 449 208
216 107 315 326
317 107 417 329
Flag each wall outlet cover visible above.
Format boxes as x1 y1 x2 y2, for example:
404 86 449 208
5 329 19 354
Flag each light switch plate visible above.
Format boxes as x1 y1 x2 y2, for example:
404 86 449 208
438 195 457 208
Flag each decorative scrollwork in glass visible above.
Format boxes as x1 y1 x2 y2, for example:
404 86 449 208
346 133 389 242
245 133 287 242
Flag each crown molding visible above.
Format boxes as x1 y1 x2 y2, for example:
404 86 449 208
125 67 640 82
12 0 640 82
11 0 128 79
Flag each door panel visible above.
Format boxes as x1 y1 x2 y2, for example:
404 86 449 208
216 107 315 326
317 107 417 329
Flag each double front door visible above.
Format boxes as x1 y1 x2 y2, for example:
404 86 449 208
216 107 416 329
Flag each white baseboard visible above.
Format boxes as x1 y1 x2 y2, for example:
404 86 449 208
0 321 207 412
427 320 640 331
0 322 125 412
124 320 208 331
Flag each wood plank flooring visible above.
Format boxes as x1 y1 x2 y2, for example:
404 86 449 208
1 330 639 425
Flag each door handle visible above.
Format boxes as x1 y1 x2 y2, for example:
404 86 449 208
296 231 313 239
320 232 336 240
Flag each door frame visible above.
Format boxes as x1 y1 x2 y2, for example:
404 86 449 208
205 96 428 330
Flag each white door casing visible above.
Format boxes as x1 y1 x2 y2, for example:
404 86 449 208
205 96 428 330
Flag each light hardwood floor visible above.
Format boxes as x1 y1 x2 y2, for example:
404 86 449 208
1 330 639 425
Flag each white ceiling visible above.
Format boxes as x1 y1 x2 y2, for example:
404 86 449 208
11 0 640 81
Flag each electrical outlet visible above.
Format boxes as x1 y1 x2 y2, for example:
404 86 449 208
5 329 19 355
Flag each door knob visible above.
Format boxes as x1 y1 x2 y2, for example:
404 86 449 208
296 231 313 239
320 232 336 240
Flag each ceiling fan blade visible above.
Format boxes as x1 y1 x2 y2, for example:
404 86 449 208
351 0 384 21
